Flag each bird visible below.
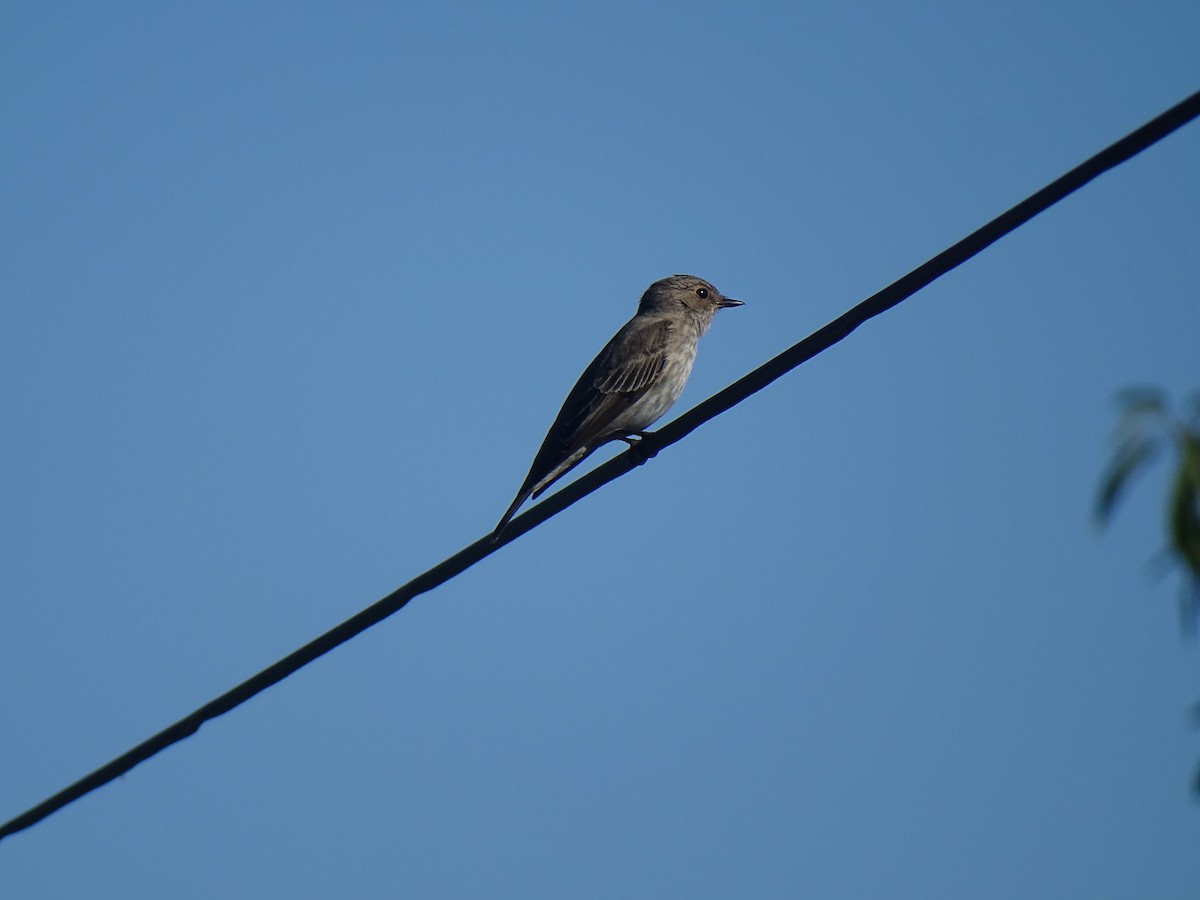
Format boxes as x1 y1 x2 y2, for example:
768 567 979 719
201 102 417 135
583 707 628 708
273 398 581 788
492 274 743 540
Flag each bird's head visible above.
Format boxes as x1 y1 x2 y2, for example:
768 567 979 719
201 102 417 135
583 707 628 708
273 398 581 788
638 274 744 322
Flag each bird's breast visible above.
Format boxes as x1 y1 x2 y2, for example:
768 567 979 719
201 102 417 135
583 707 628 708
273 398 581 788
607 334 698 435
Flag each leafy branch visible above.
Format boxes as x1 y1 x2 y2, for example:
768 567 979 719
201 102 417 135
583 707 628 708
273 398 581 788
1097 386 1200 628
1096 386 1200 794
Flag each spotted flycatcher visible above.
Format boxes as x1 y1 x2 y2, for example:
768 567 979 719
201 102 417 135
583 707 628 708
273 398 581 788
493 274 743 539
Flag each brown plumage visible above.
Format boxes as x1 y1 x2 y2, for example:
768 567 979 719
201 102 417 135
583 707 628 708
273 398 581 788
492 274 743 539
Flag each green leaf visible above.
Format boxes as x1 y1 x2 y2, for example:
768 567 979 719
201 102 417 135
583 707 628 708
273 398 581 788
1168 433 1200 580
1095 436 1163 525
1110 391 1168 446
1114 385 1167 415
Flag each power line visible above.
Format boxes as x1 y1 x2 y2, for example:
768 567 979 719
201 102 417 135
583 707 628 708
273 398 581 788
3 88 1198 844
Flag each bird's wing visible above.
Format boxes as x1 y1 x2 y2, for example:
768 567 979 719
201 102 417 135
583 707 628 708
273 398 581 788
492 318 672 537
557 317 671 450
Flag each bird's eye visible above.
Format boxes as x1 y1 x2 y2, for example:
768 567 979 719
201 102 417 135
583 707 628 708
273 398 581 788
695 288 709 299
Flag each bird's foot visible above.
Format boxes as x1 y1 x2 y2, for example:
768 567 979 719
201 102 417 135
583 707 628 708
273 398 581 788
620 431 658 465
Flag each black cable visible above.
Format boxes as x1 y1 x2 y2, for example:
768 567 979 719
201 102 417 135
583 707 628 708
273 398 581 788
3 88 1198 843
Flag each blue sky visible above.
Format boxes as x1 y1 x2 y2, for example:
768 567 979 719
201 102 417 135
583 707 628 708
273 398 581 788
2 1 1199 896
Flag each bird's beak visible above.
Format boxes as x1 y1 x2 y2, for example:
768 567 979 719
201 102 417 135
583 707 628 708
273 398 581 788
719 297 745 309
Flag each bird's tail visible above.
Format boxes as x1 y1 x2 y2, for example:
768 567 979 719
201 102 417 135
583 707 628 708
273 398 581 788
490 446 597 543
490 491 533 543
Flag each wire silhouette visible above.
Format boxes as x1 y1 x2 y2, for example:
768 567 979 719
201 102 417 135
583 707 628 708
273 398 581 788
3 88 1198 843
